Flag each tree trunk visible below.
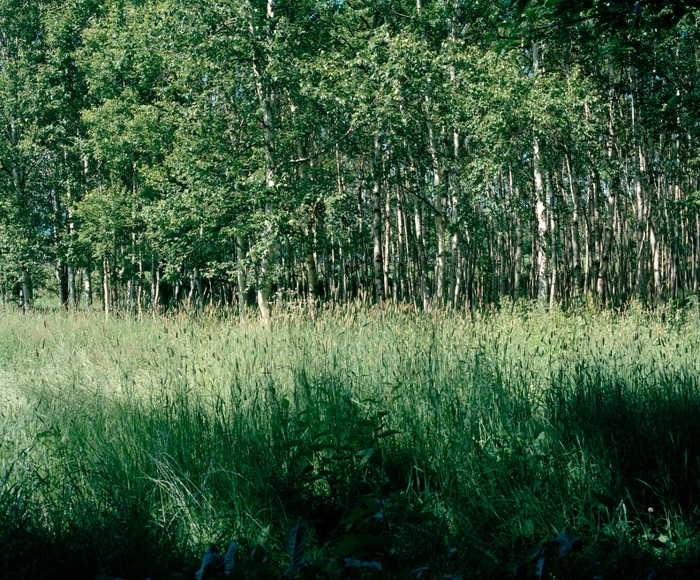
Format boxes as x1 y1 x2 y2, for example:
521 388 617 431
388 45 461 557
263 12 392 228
630 66 648 299
413 194 429 309
448 134 461 308
56 262 68 309
425 98 446 305
533 43 548 306
383 178 392 300
650 225 663 306
401 129 430 309
236 237 246 322
83 264 92 312
21 268 33 314
396 188 406 301
150 255 158 314
305 241 318 305
549 178 557 309
513 211 522 301
596 181 616 301
68 265 77 312
565 153 583 297
102 256 110 318
257 224 273 324
596 62 617 302
371 135 385 304
534 144 548 305
249 0 276 324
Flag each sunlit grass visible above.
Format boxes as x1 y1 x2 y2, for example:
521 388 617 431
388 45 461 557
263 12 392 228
1 302 700 578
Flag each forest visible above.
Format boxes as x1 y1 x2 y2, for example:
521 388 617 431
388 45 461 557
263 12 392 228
0 0 698 317
4 2 700 579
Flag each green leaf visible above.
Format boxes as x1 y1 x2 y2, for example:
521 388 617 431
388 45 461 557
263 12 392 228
376 429 401 439
358 447 375 467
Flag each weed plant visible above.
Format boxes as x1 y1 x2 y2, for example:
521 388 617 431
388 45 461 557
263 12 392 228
1 302 700 578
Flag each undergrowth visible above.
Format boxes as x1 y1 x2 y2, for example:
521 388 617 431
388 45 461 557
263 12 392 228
1 301 700 578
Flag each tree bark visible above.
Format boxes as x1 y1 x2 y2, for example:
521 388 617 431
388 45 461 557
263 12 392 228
83 264 92 312
249 0 276 324
565 153 582 297
533 43 548 306
371 135 385 304
424 98 446 305
21 268 33 314
549 178 557 309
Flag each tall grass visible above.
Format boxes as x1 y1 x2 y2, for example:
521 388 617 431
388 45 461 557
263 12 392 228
1 302 700 578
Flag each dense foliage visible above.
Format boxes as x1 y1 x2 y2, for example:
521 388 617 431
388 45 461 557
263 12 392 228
2 305 700 578
0 0 699 317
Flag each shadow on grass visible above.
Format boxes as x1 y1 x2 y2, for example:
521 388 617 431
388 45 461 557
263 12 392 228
3 363 700 579
552 365 700 512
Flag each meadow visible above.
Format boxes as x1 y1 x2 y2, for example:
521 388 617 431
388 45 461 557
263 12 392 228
1 303 700 579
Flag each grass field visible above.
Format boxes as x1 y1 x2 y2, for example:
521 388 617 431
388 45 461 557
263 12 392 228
2 302 700 579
